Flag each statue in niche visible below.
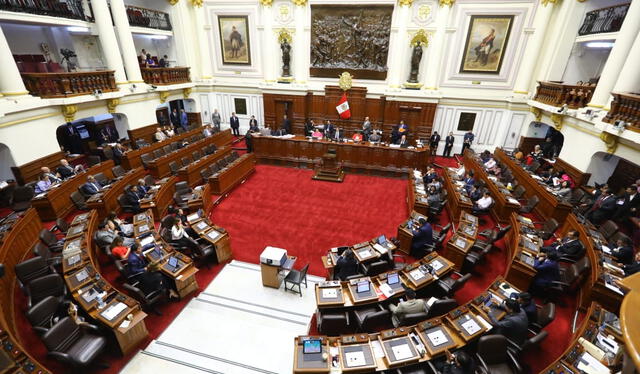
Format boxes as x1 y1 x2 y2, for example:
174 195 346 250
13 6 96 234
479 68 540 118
281 40 291 77
408 42 423 83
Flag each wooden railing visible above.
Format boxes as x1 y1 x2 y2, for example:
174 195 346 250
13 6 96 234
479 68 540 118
21 70 117 98
578 3 629 36
125 4 171 30
0 0 93 21
533 81 596 109
141 67 191 85
603 92 640 132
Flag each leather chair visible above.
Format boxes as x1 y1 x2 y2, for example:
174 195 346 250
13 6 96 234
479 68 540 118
547 257 590 303
432 223 451 243
569 188 586 205
87 155 101 167
512 185 526 199
170 142 179 151
530 302 556 332
141 153 153 168
175 181 191 196
424 230 449 253
610 231 631 246
70 191 89 210
117 194 136 213
136 139 149 149
526 161 540 173
181 157 191 167
353 304 391 332
173 191 190 211
462 242 492 274
169 161 180 175
11 186 35 211
42 317 107 368
519 195 539 214
51 218 69 235
536 219 559 240
111 165 126 178
428 199 447 222
153 149 164 159
316 310 350 336
204 145 215 155
26 273 66 308
425 298 458 319
393 363 430 374
123 280 167 315
476 335 522 374
33 242 62 268
93 172 109 185
508 330 548 355
192 150 202 160
231 152 239 161
26 295 68 335
599 220 619 240
210 164 221 175
39 229 64 252
435 272 472 298
15 256 54 290
284 263 309 296
362 260 389 277
200 168 212 181
162 145 172 155
143 175 156 186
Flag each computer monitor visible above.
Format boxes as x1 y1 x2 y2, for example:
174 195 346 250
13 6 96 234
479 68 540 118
387 272 399 285
377 235 387 245
356 280 370 293
302 339 322 354
153 246 162 257
168 256 178 269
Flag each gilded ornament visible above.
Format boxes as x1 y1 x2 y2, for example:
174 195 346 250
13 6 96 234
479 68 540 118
338 72 353 91
183 88 192 99
190 0 203 7
279 4 289 15
439 0 455 7
599 132 619 154
168 0 179 5
106 98 119 114
292 0 307 6
260 0 274 5
410 29 430 47
398 0 413 6
550 113 564 130
418 4 431 19
541 0 557 6
530 106 542 122
61 105 78 122
159 91 170 103
276 28 294 44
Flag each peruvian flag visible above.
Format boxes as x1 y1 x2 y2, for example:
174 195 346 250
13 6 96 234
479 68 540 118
336 93 351 119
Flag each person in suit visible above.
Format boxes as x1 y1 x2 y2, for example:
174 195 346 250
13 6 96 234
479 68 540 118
362 116 372 141
57 159 77 179
202 124 213 138
398 120 409 135
423 167 438 184
389 288 425 327
211 109 221 132
81 175 102 196
334 249 359 281
40 167 61 184
249 115 259 132
460 131 474 155
96 221 134 247
427 185 442 206
612 237 635 265
390 126 400 144
369 129 381 143
518 292 537 325
443 132 455 157
398 134 409 148
622 252 640 277
411 218 433 258
486 298 529 345
127 243 178 298
613 185 639 221
99 125 117 145
586 187 616 224
112 143 127 166
229 112 240 136
136 179 149 199
468 185 482 202
530 252 560 295
542 230 584 259
281 114 291 134
179 109 189 131
438 351 475 374
324 120 335 139
56 122 83 154
170 109 180 129
245 127 255 153
124 185 142 213
429 131 441 156
304 119 315 136
541 137 555 158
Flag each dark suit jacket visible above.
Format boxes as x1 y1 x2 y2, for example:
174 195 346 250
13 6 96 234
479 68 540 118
612 245 634 265
533 258 560 288
230 116 240 129
81 182 102 195
124 190 141 209
463 132 474 144
429 134 441 145
493 310 529 345
170 113 179 127
324 123 335 138
623 261 640 277
57 165 75 179
249 119 258 131
282 119 291 134
445 136 454 147
127 252 147 275
555 239 584 257
411 223 433 251
399 139 409 148
521 301 537 324
335 256 359 281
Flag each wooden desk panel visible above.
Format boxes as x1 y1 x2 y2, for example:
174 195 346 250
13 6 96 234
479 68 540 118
209 153 256 194
32 160 115 221
178 146 232 187
121 127 207 170
442 170 472 222
493 148 572 221
11 151 82 185
86 167 146 220
141 176 176 219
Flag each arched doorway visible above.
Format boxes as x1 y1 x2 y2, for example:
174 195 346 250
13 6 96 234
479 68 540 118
54 113 130 155
0 143 17 181
585 152 640 193
156 99 198 129
519 121 564 156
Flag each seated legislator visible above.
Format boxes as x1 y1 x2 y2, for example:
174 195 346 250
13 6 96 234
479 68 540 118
542 230 584 259
304 119 315 136
41 166 62 184
112 143 128 165
127 243 178 299
398 134 409 148
429 177 443 193
472 192 493 215
411 218 433 258
163 125 175 138
389 288 426 327
311 128 323 139
202 124 213 138
81 175 103 196
154 127 167 142
334 249 359 281
486 298 529 345
622 252 640 277
369 130 382 143
136 179 149 199
518 292 537 325
611 237 634 266
391 126 401 144
170 216 200 254
166 206 198 238
530 251 560 295
57 158 83 179
613 185 639 221
106 211 133 237
110 236 131 260
483 157 497 170
437 351 476 374
35 174 53 194
512 147 524 161
529 145 544 161
554 180 573 201
463 171 475 192
423 167 438 184
468 185 482 202
124 185 143 213
427 185 442 206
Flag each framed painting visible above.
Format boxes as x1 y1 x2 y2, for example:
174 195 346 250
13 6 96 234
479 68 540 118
459 15 514 74
218 15 251 65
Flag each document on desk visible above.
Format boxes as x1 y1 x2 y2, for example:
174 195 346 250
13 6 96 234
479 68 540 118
601 245 612 255
427 330 449 346
371 340 385 358
140 236 154 246
392 344 413 361
322 288 338 299
379 283 393 298
430 260 444 271
195 221 208 231
461 318 481 335
409 269 424 281
476 315 493 331
358 249 372 258
576 352 610 374
101 302 127 321
373 243 388 254
207 230 221 241
345 351 366 367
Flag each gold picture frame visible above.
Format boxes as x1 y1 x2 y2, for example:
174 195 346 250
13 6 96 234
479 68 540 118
218 15 251 65
459 15 514 74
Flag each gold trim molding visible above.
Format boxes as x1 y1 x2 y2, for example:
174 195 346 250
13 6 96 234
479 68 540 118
183 88 192 99
541 0 557 6
599 132 619 154
530 107 542 122
276 28 294 44
168 0 179 5
260 0 274 5
439 0 455 7
292 0 307 6
550 113 564 130
159 91 170 103
398 0 413 6
189 0 202 7
61 105 78 122
106 98 119 114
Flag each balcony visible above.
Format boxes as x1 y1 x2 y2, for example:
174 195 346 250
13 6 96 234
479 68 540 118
21 70 117 98
0 0 93 21
533 81 596 109
578 3 629 36
126 5 171 31
141 67 191 85
603 92 640 132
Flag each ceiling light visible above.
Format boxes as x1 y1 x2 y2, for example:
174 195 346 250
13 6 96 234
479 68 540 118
67 26 89 33
150 35 169 40
585 41 614 49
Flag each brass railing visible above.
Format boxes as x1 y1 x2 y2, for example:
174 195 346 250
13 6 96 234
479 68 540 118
603 92 640 131
21 70 117 98
578 3 629 36
141 67 191 85
533 81 596 109
125 4 171 31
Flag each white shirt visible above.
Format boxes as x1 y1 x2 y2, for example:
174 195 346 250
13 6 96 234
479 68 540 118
477 196 494 209
155 131 167 142
166 129 175 137
171 225 186 240
484 159 496 169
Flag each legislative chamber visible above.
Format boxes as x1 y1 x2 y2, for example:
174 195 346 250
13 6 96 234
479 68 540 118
0 0 638 373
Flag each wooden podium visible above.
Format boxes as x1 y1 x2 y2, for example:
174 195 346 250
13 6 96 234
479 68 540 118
312 147 344 182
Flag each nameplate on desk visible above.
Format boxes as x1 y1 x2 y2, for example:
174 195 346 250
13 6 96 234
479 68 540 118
427 330 448 346
430 260 444 271
187 213 200 223
461 317 481 335
101 302 127 321
138 224 150 233
322 288 338 299
206 230 220 240
140 236 154 247
391 344 413 361
358 249 372 258
409 269 425 281
345 351 366 367
195 221 208 230
454 238 467 248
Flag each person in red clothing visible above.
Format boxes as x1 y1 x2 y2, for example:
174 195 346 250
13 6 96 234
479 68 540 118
110 236 130 260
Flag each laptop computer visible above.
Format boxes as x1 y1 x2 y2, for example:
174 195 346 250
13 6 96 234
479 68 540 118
377 235 387 245
302 338 323 361
167 256 179 272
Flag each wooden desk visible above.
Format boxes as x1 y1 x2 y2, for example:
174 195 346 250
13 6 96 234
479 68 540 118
261 255 296 288
293 337 331 373
140 176 176 219
209 153 256 194
253 135 429 176
494 148 572 221
86 167 146 220
11 151 82 185
178 146 232 187
442 170 473 222
32 160 115 221
121 127 208 169
188 214 233 263
407 171 430 217
443 234 474 271
503 213 540 291
187 183 212 212
396 211 428 255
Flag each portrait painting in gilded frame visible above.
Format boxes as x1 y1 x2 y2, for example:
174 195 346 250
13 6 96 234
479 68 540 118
218 15 251 65
459 15 514 74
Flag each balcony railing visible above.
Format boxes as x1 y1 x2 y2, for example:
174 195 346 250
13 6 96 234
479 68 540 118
0 0 93 21
578 3 629 36
141 67 191 85
533 81 596 109
21 70 117 98
603 92 640 131
126 4 171 31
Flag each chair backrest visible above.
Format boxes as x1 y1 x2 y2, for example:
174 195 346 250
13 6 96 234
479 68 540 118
55 218 69 233
153 149 164 159
143 175 155 186
87 155 101 167
210 164 220 173
527 195 540 208
537 302 556 328
175 181 189 195
111 165 126 178
427 298 458 318
192 151 201 160
299 264 309 280
136 139 148 149
494 225 512 241
610 231 631 244
452 273 472 293
28 274 64 305
162 145 172 155
93 172 108 184
170 142 179 151
543 219 559 234
477 335 508 365
15 256 50 286
160 215 175 230
70 191 87 209
39 229 57 246
169 161 179 174
600 220 619 240
117 194 130 208
13 186 35 202
103 147 114 160
318 311 348 335
439 223 452 238
365 260 388 276
570 189 585 204
42 317 79 353
26 295 60 331
200 169 211 180
513 185 526 198
159 227 172 242
181 157 191 167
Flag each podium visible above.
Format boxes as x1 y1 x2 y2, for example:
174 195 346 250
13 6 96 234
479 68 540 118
312 147 344 182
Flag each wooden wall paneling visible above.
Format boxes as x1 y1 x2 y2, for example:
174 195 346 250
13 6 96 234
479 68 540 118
554 158 592 187
128 124 159 148
186 112 203 127
608 158 640 193
518 136 544 155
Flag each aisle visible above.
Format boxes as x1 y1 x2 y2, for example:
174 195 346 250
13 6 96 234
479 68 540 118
121 260 323 374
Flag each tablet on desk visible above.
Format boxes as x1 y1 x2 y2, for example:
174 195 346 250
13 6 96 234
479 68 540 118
356 280 370 293
387 272 400 285
302 338 322 354
167 256 179 271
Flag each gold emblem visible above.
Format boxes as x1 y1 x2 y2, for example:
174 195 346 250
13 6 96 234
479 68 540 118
338 72 353 91
183 88 192 99
292 0 307 6
61 105 78 122
439 0 455 7
418 5 431 19
530 107 542 121
398 0 413 6
260 0 274 6
168 0 179 5
550 113 564 130
599 132 619 154
159 91 170 103
190 0 203 6
411 29 430 47
276 28 293 44
106 98 119 114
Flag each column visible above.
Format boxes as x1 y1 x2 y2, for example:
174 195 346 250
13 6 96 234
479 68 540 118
110 0 143 83
171 0 198 74
388 4 411 88
423 3 451 90
0 26 27 96
90 0 127 84
588 0 640 107
294 4 307 83
610 31 640 97
193 5 213 80
512 0 555 95
262 5 275 82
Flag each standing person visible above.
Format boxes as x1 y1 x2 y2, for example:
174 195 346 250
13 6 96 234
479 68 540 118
443 132 455 157
281 114 291 134
429 131 441 156
179 109 189 131
211 109 221 132
139 49 147 62
170 109 180 130
411 218 433 258
249 115 259 132
362 116 372 141
324 120 335 139
304 119 315 137
229 112 240 136
229 26 243 59
461 130 474 155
